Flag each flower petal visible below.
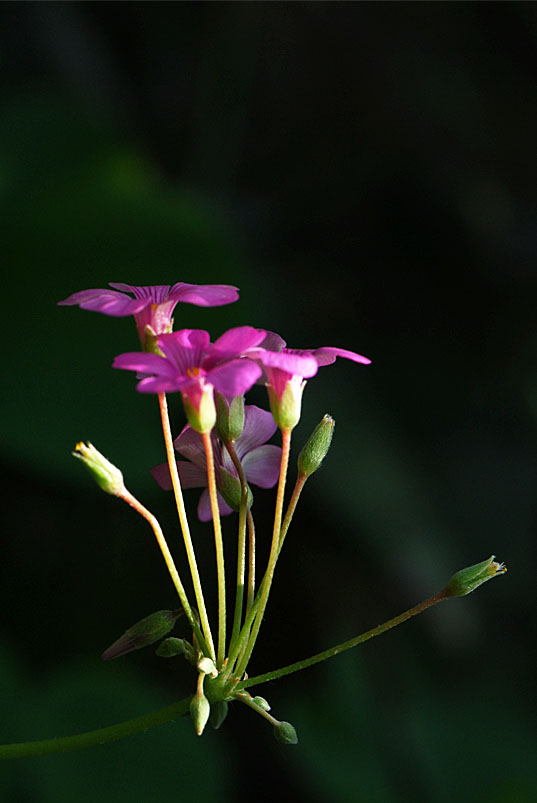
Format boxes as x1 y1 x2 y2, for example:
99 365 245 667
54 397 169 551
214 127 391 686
173 426 220 469
234 405 277 460
311 347 371 366
58 289 147 317
209 359 262 398
208 326 266 364
242 445 283 488
251 348 319 378
112 351 173 375
197 488 233 521
170 283 239 307
151 460 207 490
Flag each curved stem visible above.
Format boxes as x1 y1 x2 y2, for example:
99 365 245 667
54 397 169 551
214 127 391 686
202 432 226 669
158 393 215 661
119 489 205 650
233 428 292 680
0 697 191 760
237 590 448 691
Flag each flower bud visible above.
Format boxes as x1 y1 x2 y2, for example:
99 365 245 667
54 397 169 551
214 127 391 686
445 555 506 597
197 656 218 677
210 701 229 730
190 690 211 736
72 442 125 496
155 637 189 658
102 610 180 660
252 695 271 712
273 720 298 745
297 414 335 478
215 393 245 442
218 468 253 512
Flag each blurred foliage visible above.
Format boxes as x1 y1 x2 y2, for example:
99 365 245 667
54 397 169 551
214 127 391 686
1 3 536 802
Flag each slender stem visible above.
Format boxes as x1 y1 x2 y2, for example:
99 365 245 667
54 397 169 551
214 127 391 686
158 393 215 662
0 697 191 760
233 428 292 680
237 590 448 691
278 473 307 552
202 431 226 669
246 510 256 615
236 692 280 727
225 440 248 657
119 489 206 651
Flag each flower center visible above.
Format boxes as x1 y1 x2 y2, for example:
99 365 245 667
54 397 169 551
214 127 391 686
187 366 202 379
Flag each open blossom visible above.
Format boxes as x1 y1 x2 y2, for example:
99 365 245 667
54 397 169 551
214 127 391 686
151 405 282 521
248 332 371 430
113 327 265 432
58 282 239 347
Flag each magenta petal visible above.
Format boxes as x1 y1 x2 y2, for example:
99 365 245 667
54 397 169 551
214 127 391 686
173 426 215 469
197 488 233 521
170 283 239 307
113 351 172 374
211 326 266 356
258 331 287 352
209 359 262 397
242 445 283 488
151 460 207 490
253 349 319 378
312 347 371 366
58 289 147 317
234 405 277 460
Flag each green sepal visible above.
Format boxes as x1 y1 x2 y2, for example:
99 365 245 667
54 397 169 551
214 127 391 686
218 467 253 512
297 414 335 478
445 555 506 597
215 393 245 442
273 720 298 745
210 701 229 730
102 610 181 660
155 637 190 658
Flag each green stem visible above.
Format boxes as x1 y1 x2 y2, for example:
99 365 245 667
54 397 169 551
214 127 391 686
233 428 292 680
119 489 206 651
225 440 249 658
158 393 215 661
0 697 191 760
246 510 256 615
237 590 448 691
202 431 226 669
278 473 307 552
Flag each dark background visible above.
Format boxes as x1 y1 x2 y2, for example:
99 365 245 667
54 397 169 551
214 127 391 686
1 3 536 801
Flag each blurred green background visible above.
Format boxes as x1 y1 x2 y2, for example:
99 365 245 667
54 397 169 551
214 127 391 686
1 3 536 801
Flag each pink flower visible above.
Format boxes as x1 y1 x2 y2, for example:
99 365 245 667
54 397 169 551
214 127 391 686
113 327 265 432
58 282 239 346
151 405 282 521
248 332 371 430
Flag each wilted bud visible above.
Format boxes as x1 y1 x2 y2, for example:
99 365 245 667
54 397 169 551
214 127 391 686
210 700 229 730
445 555 506 597
273 720 298 745
73 442 125 496
215 393 245 442
297 414 335 478
218 468 253 512
252 695 271 712
155 637 189 658
190 690 211 736
102 610 181 660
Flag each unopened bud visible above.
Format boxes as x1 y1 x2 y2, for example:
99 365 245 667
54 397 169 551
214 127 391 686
273 720 298 745
102 610 180 660
445 555 506 597
197 656 218 677
73 442 125 496
252 695 271 712
297 414 335 478
155 637 189 658
215 393 245 442
218 468 253 512
190 690 211 736
210 701 229 730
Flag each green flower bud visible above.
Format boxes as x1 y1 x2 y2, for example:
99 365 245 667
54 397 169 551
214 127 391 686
297 414 335 478
155 637 189 658
190 691 211 736
273 720 298 745
445 555 506 597
215 393 245 442
210 701 229 730
218 468 253 512
72 442 125 496
102 610 180 660
252 695 271 712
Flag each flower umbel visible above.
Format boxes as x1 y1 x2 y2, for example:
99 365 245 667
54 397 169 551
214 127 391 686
152 405 282 521
58 282 239 348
